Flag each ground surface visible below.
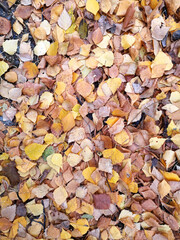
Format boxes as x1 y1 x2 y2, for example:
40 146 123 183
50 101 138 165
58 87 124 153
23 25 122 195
0 0 180 239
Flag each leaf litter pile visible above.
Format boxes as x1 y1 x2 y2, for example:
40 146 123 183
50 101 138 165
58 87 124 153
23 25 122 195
0 0 180 239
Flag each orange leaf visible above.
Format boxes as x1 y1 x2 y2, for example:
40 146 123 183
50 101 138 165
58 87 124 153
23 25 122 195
23 62 39 79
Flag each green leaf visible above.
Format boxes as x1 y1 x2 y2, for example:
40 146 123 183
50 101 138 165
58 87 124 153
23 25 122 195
78 19 88 39
81 214 93 220
42 146 54 160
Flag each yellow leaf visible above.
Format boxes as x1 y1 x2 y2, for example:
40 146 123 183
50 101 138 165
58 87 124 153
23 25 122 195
0 61 9 76
9 217 27 239
44 133 56 145
3 40 18 55
102 148 124 164
0 153 9 160
0 196 12 208
16 158 36 173
109 226 122 239
66 197 78 214
53 186 68 206
158 180 170 199
25 143 47 161
47 41 58 56
23 62 39 79
109 170 120 184
107 78 121 94
156 91 166 101
163 150 175 169
151 51 173 72
128 182 138 193
39 92 54 109
149 137 166 149
171 134 180 147
8 0 16 7
61 229 71 239
161 171 180 181
81 201 94 215
55 81 66 95
26 203 43 216
114 130 130 146
106 117 119 127
150 0 159 9
71 219 89 235
19 182 31 202
86 0 99 15
121 34 135 49
81 146 93 162
167 120 179 136
62 112 75 132
67 153 82 167
47 153 62 172
82 167 96 184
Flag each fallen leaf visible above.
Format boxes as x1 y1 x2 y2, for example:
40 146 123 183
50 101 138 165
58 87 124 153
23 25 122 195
149 137 166 149
109 226 122 239
67 153 82 167
78 19 88 39
19 182 31 202
25 143 47 160
158 180 171 199
58 8 72 30
102 148 124 164
0 17 11 35
3 40 18 55
23 62 39 79
53 186 68 206
0 61 9 76
86 0 99 15
71 219 89 235
93 194 111 209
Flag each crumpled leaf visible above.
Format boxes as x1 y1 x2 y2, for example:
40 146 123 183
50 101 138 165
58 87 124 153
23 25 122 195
25 143 47 160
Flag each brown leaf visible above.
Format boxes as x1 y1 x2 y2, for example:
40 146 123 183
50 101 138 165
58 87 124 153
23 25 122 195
14 5 33 19
122 3 135 31
93 194 111 209
0 218 12 231
141 199 157 211
0 17 11 35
